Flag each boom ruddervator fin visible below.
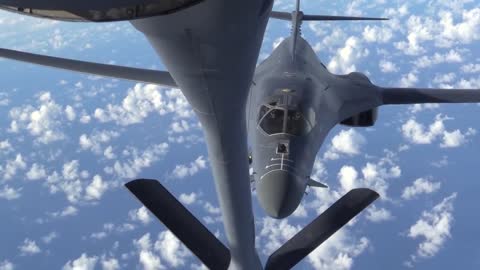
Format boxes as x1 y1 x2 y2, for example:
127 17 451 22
265 188 379 270
125 180 378 270
0 0 204 22
125 179 231 270
0 48 177 88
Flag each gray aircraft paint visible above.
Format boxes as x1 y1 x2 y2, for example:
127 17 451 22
1 1 480 269
0 0 272 269
248 17 480 220
129 1 272 269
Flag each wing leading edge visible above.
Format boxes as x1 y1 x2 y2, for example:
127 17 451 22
0 48 177 87
381 87 480 105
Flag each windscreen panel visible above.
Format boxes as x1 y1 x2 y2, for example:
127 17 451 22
0 0 204 22
286 110 311 136
260 109 285 135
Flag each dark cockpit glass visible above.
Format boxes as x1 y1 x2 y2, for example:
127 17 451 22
258 106 312 136
259 109 285 135
286 110 311 136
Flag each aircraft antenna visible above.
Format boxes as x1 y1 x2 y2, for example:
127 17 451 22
291 0 304 62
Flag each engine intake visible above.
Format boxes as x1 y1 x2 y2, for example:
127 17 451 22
340 108 377 127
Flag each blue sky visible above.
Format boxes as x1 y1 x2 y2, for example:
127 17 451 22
0 0 479 269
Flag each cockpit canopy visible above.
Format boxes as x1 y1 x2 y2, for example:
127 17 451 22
258 105 313 136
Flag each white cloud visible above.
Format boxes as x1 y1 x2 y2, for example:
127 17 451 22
167 134 203 145
65 105 76 121
394 16 433 55
45 170 84 204
8 92 66 144
461 63 480 73
89 232 107 240
26 163 47 181
329 151 401 199
290 202 307 218
361 162 401 199
59 206 78 217
407 193 457 263
258 218 301 255
409 104 440 114
413 50 463 69
62 160 79 180
154 231 190 268
0 140 13 154
203 202 221 215
48 205 78 218
338 166 358 192
2 154 27 180
431 155 449 168
79 130 120 155
129 206 152 225
327 37 369 74
402 178 441 200
324 129 366 160
436 9 480 46
379 60 399 73
42 232 58 244
0 260 14 270
0 185 21 200
101 257 119 270
46 169 108 204
363 25 393 43
139 251 163 270
179 192 198 205
169 120 191 134
103 146 116 160
18 239 41 255
441 129 475 148
170 156 207 179
49 29 68 49
393 8 480 54
0 98 9 106
106 143 169 179
90 223 135 240
366 206 393 223
79 113 91 124
312 28 347 52
399 72 419 87
402 116 444 144
133 233 164 270
402 114 476 147
307 228 370 270
85 175 109 201
94 84 193 126
63 253 98 270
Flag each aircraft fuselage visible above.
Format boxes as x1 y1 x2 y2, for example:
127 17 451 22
248 36 382 218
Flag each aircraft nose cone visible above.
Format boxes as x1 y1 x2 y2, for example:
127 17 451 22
256 170 304 219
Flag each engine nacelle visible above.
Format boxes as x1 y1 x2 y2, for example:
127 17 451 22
340 108 378 127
